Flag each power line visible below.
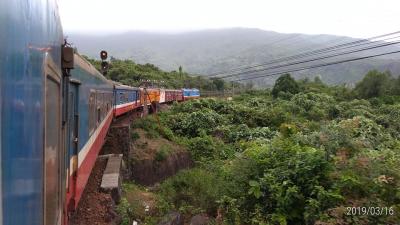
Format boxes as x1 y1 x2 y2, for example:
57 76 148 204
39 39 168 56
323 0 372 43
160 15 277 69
232 50 400 82
210 31 400 77
207 30 400 77
216 39 400 79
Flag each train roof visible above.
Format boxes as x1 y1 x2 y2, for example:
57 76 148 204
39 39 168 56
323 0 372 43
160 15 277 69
75 53 114 85
113 82 140 90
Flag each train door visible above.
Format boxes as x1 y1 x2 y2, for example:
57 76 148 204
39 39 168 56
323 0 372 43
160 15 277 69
67 81 80 211
44 56 63 225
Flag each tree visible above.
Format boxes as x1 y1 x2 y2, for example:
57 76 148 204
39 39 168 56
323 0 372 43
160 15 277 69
179 66 183 78
272 74 300 98
354 70 391 99
212 78 225 91
314 75 323 84
391 76 400 95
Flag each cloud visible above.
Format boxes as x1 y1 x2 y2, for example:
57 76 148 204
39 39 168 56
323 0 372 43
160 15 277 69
58 0 399 38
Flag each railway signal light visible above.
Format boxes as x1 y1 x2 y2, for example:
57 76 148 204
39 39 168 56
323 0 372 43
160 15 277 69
100 50 108 60
101 61 109 74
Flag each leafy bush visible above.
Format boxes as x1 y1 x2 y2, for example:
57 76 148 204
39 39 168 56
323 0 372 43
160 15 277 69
155 145 172 162
272 74 300 98
226 138 340 224
131 131 140 141
154 71 400 225
116 198 133 225
187 135 234 161
166 110 227 137
159 168 229 215
214 124 276 143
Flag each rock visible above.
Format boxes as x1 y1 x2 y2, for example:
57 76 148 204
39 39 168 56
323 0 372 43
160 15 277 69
100 154 123 204
131 151 193 186
158 212 183 225
190 214 210 225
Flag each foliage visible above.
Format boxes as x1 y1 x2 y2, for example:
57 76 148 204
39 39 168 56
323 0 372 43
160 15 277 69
272 74 300 98
159 168 229 215
354 70 392 98
155 145 172 162
154 70 400 225
83 56 234 91
116 198 133 225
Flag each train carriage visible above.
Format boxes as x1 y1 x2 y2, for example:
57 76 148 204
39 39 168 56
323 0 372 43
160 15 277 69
0 1 200 224
175 90 184 101
141 88 160 105
183 88 200 100
65 54 114 215
164 89 180 102
0 1 66 224
159 89 166 103
113 84 141 117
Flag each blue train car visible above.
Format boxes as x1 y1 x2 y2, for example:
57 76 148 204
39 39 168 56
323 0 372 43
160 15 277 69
0 1 114 224
113 84 141 117
0 0 65 225
0 1 202 224
182 88 201 100
65 54 114 214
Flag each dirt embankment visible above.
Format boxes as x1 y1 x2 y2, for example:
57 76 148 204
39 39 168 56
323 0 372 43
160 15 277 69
71 113 193 225
129 129 193 186
69 158 120 225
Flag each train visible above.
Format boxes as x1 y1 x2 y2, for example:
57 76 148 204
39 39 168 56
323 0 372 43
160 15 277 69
0 1 200 225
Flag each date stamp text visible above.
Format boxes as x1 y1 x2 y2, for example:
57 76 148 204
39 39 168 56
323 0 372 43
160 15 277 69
346 207 395 216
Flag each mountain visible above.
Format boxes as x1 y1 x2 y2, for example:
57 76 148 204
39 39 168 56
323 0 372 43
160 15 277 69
67 28 400 87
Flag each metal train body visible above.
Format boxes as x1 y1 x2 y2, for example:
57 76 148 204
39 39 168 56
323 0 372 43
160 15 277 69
0 1 200 224
114 84 141 117
183 88 201 100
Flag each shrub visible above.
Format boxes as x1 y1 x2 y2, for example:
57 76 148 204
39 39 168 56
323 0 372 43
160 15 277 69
159 168 229 215
155 145 172 162
226 138 339 224
131 131 140 141
116 198 133 225
272 74 300 98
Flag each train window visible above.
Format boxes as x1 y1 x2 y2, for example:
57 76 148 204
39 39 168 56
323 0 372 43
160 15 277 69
97 107 101 124
45 75 61 225
89 91 96 135
96 92 101 123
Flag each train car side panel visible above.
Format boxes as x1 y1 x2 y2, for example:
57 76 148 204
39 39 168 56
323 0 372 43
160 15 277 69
66 55 114 210
114 85 141 117
159 89 166 103
0 0 63 225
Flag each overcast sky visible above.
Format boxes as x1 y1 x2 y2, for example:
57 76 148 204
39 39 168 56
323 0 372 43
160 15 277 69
58 0 399 38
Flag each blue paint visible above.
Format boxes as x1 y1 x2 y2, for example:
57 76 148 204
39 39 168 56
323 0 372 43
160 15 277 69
69 57 113 152
183 88 200 97
114 86 141 106
0 1 200 224
0 0 62 224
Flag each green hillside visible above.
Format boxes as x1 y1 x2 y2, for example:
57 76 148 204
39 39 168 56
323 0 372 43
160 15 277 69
71 28 400 87
84 56 236 91
118 71 400 225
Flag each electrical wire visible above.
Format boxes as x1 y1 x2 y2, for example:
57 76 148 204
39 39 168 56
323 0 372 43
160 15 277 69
216 39 400 79
207 30 400 77
232 49 400 82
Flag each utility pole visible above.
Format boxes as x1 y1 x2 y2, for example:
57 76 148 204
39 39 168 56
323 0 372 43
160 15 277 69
232 81 234 97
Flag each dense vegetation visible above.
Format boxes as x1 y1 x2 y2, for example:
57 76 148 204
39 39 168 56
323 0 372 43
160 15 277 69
133 70 400 225
84 56 237 91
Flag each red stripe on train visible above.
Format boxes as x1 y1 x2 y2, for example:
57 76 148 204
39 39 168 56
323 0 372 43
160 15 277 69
64 111 113 225
114 102 141 117
74 112 113 208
